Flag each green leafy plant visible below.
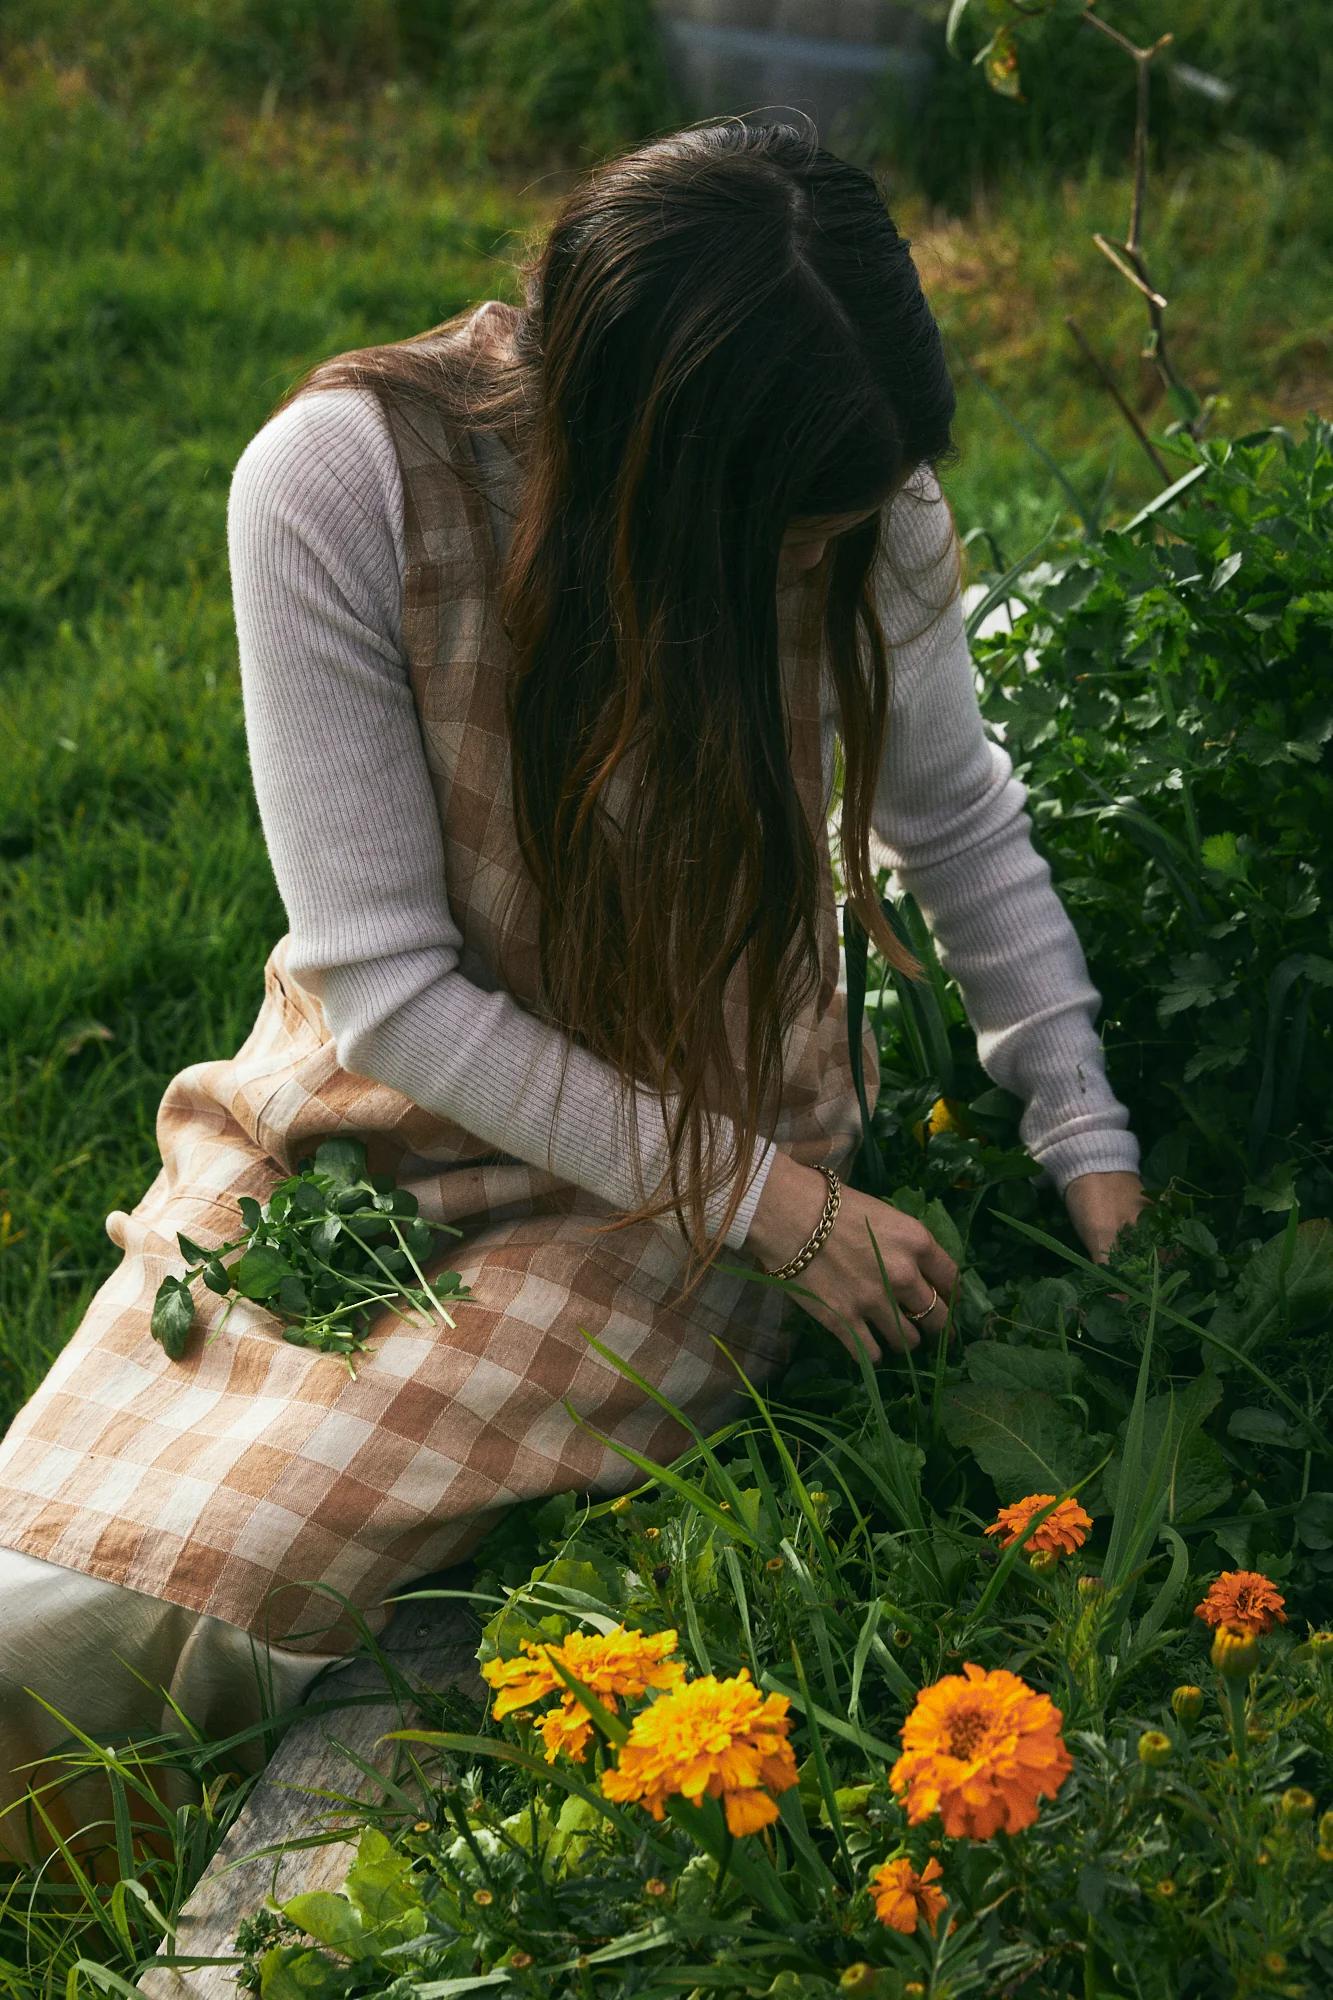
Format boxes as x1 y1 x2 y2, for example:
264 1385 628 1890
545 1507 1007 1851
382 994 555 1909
149 1138 471 1372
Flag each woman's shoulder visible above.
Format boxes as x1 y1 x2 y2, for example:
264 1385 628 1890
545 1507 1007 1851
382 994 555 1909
227 384 406 583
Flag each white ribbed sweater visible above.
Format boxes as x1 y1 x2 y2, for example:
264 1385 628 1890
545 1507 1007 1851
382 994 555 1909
226 383 1140 1253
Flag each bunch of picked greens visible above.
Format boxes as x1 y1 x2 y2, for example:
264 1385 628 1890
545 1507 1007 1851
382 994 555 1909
149 1138 471 1373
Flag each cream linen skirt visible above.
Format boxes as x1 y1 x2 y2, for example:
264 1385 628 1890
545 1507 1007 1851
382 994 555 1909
0 1546 340 1865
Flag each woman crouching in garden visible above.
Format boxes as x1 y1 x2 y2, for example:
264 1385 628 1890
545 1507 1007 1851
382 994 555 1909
0 116 1146 1861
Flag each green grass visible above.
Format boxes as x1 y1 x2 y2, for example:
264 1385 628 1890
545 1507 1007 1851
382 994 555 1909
1 41 1327 1422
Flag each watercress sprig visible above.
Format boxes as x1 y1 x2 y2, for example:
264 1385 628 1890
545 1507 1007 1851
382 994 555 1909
149 1137 472 1375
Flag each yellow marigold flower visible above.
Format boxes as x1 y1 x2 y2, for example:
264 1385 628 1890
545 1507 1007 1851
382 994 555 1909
599 1666 798 1837
1211 1619 1260 1678
1193 1569 1287 1634
869 1853 948 1935
914 1098 970 1149
481 1625 687 1764
890 1662 1073 1840
984 1493 1092 1557
1280 1788 1315 1820
1138 1730 1172 1767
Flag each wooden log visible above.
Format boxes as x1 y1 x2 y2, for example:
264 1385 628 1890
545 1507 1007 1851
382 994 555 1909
137 1590 486 2000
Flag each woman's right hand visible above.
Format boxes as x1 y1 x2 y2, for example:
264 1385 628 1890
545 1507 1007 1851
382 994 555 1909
744 1151 960 1365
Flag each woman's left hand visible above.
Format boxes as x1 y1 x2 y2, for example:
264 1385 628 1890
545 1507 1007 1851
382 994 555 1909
1063 1171 1153 1266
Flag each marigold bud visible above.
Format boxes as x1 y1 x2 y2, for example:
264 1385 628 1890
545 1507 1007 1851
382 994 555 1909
644 1878 668 1897
1076 1574 1105 1597
1319 1810 1333 1850
1029 1549 1059 1573
1310 1629 1333 1659
412 1818 431 1833
610 1495 633 1514
839 1966 885 1996
1262 1954 1286 1976
1318 1845 1333 1865
644 1525 661 1539
1171 1684 1204 1723
1211 1620 1259 1678
809 1490 830 1507
904 1986 926 1999
1138 1730 1172 1767
472 1888 493 1906
766 1556 785 1572
1280 1788 1315 1821
893 1628 913 1649
509 1951 533 1969
1155 1878 1176 1898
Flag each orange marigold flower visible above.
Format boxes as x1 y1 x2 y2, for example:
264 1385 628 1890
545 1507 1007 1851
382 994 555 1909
983 1493 1092 1557
599 1666 798 1837
481 1625 686 1763
890 1662 1073 1840
1193 1570 1287 1635
869 1853 948 1935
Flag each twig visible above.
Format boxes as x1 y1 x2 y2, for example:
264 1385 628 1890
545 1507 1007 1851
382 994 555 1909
1064 315 1171 481
1076 12 1203 436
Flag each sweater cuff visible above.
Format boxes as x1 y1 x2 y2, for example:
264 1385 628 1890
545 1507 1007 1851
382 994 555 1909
719 1138 781 1252
1027 1121 1143 1196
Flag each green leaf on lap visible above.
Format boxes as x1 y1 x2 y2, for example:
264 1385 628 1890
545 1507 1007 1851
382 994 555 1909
230 1243 297 1301
311 1138 368 1188
150 1275 195 1360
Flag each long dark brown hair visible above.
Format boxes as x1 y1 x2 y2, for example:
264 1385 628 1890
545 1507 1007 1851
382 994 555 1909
269 116 961 1297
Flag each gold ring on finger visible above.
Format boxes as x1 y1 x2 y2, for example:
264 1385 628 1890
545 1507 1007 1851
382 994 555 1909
901 1284 940 1324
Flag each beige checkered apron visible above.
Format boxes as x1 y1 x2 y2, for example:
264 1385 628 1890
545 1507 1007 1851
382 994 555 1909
0 313 880 1654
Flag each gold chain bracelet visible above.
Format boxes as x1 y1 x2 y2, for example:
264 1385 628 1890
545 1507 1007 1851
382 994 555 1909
763 1165 841 1281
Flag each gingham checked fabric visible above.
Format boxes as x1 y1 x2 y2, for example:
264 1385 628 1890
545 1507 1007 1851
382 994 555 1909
0 309 880 1655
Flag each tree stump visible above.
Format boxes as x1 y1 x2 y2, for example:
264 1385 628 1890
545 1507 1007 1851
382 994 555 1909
136 1589 486 1999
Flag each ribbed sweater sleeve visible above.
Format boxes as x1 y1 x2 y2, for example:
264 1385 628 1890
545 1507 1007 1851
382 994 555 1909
868 469 1141 1190
227 388 1140 1263
226 387 779 1249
